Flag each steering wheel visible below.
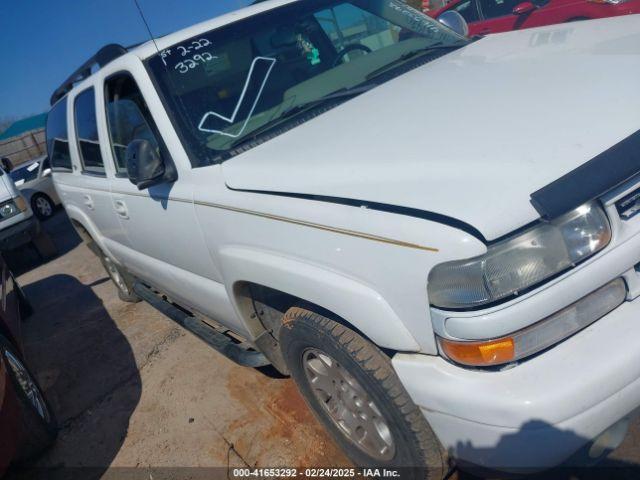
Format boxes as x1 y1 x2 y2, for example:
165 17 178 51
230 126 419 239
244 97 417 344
332 43 372 67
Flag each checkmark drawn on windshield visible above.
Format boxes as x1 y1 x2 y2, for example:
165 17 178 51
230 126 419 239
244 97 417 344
198 56 277 138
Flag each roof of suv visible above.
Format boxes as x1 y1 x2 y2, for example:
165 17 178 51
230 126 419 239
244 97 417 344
51 0 298 105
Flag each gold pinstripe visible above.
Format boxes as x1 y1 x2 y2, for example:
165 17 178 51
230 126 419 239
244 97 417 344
58 184 439 252
192 199 439 252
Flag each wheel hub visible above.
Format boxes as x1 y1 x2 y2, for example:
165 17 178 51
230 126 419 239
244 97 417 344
302 348 395 461
35 197 52 217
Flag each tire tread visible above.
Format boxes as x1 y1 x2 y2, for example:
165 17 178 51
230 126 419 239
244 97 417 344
281 307 447 478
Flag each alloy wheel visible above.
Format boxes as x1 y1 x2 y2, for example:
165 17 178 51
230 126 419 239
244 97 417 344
35 197 52 218
302 347 396 461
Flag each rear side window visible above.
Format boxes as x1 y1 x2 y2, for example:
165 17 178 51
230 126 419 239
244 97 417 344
104 73 162 174
46 99 72 171
74 88 105 174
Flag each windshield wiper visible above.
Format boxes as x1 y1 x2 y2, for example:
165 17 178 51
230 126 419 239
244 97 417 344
365 43 460 81
226 84 377 152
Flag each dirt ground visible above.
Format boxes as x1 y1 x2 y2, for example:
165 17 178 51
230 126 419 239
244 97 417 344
4 211 640 480
6 212 349 479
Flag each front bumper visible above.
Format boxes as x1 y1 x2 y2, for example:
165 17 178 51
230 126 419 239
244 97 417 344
0 216 39 251
393 296 640 472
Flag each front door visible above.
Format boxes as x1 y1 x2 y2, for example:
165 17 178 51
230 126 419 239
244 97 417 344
100 69 234 327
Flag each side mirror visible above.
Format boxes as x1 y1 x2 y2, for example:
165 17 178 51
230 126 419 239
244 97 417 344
437 11 469 37
42 168 52 177
512 1 536 14
125 139 165 190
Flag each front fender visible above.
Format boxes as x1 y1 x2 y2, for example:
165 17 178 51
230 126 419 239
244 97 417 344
218 246 420 351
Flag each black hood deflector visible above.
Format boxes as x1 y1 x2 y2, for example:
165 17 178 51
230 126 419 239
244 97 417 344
531 129 640 219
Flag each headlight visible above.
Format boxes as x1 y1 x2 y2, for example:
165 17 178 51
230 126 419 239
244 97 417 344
0 199 20 219
428 202 611 310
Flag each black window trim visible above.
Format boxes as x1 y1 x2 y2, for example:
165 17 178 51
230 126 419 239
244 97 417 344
103 69 175 177
73 86 107 177
47 96 74 173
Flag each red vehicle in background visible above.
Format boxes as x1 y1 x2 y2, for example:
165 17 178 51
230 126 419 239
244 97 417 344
0 257 56 475
430 0 640 35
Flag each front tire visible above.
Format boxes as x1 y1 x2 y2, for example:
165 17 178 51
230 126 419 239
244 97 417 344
1 335 57 461
279 308 447 479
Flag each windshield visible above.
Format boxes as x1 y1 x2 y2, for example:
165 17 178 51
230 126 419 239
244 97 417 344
10 161 40 186
147 0 466 166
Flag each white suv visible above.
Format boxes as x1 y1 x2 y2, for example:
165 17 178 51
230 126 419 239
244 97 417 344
47 0 640 475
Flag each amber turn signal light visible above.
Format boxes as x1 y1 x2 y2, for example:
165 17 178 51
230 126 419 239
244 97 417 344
439 337 515 367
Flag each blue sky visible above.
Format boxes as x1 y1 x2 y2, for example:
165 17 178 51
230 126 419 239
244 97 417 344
0 0 250 120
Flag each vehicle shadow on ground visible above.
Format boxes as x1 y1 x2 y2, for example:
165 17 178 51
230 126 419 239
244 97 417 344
3 211 81 276
7 273 141 480
455 419 640 480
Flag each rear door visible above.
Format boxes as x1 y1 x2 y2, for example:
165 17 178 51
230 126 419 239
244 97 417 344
49 92 127 249
74 87 129 246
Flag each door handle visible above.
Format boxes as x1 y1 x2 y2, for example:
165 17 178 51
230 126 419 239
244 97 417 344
83 194 94 210
113 199 129 219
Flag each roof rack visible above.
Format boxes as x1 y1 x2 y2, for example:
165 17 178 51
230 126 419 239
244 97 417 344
50 43 128 106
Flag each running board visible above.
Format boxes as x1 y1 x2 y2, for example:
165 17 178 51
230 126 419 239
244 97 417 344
133 282 270 368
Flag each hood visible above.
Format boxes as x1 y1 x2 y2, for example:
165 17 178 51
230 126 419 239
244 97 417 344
222 16 640 241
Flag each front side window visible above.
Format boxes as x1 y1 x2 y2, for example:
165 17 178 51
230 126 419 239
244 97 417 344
46 99 72 171
104 74 162 174
74 88 105 174
147 0 467 166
